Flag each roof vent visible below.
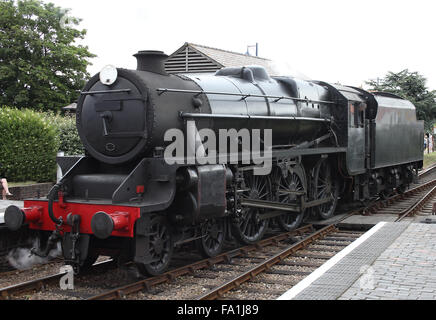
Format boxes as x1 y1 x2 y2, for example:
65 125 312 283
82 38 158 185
134 50 169 75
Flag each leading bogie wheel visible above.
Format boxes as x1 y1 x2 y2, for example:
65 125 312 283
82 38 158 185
136 215 173 276
196 218 226 258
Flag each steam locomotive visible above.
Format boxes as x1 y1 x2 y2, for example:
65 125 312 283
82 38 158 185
4 50 424 275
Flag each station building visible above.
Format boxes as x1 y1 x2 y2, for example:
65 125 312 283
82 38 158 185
164 42 278 75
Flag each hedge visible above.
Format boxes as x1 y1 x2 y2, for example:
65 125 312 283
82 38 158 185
44 113 84 156
0 107 59 182
0 108 84 182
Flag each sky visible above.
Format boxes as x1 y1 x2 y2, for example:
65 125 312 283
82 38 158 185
46 0 436 90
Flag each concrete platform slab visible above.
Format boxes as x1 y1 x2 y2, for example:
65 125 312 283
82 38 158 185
338 214 414 231
278 222 436 300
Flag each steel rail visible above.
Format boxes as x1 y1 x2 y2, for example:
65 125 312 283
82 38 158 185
196 224 339 300
86 224 314 300
363 178 436 216
418 163 436 178
0 260 113 300
0 272 65 300
0 257 63 277
396 184 436 222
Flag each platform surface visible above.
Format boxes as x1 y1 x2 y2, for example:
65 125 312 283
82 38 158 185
0 200 23 224
278 221 436 300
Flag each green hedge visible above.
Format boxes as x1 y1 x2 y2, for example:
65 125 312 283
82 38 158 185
0 107 59 182
44 113 84 156
0 108 84 182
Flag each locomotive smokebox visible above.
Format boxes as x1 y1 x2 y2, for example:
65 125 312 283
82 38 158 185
133 50 168 75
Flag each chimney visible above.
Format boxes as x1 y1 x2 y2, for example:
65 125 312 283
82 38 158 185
133 50 168 75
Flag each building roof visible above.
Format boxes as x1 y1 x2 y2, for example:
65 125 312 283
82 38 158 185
165 42 280 76
189 43 275 72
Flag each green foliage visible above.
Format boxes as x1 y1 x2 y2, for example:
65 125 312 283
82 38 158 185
0 0 96 111
43 112 84 155
423 152 436 169
0 107 59 182
366 69 436 131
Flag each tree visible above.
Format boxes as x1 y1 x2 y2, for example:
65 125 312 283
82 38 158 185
0 0 96 111
366 70 436 131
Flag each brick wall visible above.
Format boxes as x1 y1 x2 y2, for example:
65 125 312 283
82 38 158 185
8 183 54 200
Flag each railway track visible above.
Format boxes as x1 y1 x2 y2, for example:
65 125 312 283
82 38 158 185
84 223 362 300
0 256 12 272
0 257 64 286
1 165 435 300
3 177 433 300
394 164 436 221
0 226 313 300
0 259 116 300
396 183 436 222
362 179 436 216
418 163 436 181
86 225 316 300
196 226 363 300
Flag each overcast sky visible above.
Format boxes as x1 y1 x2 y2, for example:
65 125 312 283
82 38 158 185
47 0 436 90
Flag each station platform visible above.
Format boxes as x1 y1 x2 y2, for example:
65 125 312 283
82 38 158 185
278 221 436 300
0 200 23 224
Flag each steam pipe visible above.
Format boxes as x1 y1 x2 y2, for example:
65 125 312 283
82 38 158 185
47 183 63 225
31 228 61 258
29 183 65 258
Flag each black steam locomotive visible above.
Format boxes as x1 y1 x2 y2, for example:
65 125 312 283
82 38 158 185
4 50 424 275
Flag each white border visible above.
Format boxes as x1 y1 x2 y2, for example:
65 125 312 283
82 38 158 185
277 221 387 300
